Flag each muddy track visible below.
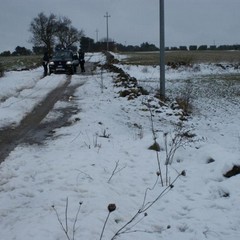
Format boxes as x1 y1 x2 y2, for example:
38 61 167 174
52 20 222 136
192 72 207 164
0 62 94 164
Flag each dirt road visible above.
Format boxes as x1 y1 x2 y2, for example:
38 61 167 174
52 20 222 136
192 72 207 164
0 62 95 163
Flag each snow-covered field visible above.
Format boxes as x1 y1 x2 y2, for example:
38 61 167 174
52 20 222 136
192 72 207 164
0 52 240 240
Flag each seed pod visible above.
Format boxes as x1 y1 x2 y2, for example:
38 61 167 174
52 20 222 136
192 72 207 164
181 170 186 176
108 203 116 212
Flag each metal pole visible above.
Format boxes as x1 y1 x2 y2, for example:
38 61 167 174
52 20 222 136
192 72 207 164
160 0 165 99
104 12 111 51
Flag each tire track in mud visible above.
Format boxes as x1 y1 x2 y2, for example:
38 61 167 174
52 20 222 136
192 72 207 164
0 75 72 163
0 62 94 164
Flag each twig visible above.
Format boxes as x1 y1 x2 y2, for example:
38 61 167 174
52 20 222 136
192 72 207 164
156 151 164 186
52 203 71 240
141 173 181 212
99 212 110 240
76 169 94 181
100 204 116 240
108 160 127 183
65 197 69 234
141 174 159 208
146 103 164 186
70 130 83 143
111 173 183 240
52 199 83 240
72 202 83 240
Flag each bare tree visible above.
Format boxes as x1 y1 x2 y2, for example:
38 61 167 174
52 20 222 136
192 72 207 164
55 16 84 49
29 13 84 53
29 12 58 54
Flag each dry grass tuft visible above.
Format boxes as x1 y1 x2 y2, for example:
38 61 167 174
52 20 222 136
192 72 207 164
120 50 240 65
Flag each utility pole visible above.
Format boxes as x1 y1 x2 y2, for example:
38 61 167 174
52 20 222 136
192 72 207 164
104 12 111 51
159 0 165 99
96 29 99 42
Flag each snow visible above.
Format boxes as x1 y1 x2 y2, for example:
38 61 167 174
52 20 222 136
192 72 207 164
0 69 67 127
0 52 240 240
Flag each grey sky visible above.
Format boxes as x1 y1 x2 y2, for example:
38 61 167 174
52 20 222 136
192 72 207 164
0 0 240 52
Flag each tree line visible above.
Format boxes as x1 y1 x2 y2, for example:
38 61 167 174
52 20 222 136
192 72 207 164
167 44 240 51
0 12 239 56
2 42 240 57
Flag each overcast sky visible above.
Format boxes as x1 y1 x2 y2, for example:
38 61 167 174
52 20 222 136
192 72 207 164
0 0 240 52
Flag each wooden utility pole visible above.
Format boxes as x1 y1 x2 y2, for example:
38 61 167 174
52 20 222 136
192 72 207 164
96 29 99 42
104 12 111 51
